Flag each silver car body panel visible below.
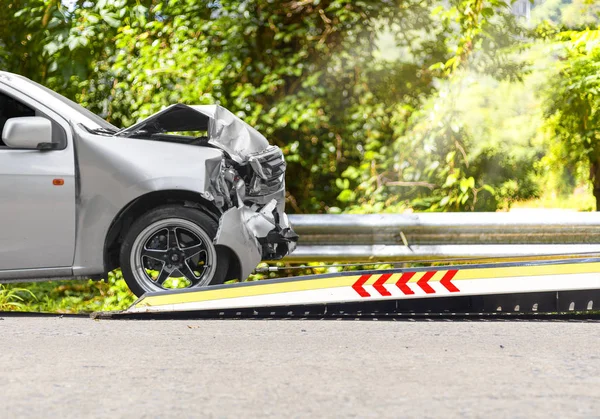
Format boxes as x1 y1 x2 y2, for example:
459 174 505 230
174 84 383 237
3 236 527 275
0 71 297 283
0 83 77 271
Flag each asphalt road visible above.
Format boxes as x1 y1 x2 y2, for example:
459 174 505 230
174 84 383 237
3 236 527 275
0 316 598 418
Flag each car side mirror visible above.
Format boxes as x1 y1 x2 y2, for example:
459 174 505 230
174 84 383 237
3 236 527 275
2 116 53 150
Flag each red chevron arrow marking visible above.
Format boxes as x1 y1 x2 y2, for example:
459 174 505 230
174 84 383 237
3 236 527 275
396 272 416 295
417 271 436 294
354 270 458 298
373 273 392 296
352 274 372 297
440 269 459 292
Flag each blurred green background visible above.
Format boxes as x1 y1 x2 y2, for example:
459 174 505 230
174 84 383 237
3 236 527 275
1 0 599 312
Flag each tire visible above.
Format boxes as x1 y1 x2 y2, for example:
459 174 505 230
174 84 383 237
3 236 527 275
120 205 230 297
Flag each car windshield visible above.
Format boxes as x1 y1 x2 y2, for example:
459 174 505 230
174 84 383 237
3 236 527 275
14 74 118 132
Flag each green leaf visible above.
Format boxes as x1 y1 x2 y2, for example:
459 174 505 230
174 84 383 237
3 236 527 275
337 189 356 202
102 14 121 28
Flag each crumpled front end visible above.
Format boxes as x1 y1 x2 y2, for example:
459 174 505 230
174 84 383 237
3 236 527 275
116 103 298 279
211 145 298 278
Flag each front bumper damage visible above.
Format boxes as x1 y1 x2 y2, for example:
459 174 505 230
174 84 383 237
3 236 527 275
214 202 298 280
212 145 298 280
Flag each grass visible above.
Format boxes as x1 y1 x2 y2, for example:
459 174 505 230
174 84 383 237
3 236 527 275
0 284 35 311
2 272 135 314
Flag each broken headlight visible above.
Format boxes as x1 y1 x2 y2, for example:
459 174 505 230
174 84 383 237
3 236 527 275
247 146 286 197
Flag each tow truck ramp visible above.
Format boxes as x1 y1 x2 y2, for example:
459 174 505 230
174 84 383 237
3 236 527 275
96 257 600 319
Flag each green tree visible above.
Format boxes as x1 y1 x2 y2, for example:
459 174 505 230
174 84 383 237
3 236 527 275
544 29 600 209
2 0 525 213
0 0 60 78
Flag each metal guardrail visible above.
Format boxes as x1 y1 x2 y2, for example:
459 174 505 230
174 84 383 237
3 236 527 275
286 212 600 262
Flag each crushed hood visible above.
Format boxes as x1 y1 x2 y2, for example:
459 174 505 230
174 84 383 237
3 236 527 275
117 104 270 163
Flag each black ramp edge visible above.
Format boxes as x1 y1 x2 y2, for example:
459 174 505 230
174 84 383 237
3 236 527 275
558 289 600 311
103 289 600 320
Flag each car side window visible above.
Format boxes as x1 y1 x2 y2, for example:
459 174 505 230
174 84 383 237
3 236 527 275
0 91 67 149
0 92 35 146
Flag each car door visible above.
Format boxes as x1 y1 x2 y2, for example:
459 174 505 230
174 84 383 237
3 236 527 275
0 87 76 270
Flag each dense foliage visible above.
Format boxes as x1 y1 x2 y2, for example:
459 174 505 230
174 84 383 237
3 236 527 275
4 274 135 313
2 0 540 214
544 29 600 209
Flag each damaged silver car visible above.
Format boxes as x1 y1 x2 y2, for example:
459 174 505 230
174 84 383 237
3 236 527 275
0 71 297 296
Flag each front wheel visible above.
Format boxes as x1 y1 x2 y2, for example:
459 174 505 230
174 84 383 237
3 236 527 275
120 206 229 297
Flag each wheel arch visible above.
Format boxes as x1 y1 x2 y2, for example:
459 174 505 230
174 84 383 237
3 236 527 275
103 190 242 281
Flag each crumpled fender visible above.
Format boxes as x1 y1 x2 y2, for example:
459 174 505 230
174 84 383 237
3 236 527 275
214 207 263 281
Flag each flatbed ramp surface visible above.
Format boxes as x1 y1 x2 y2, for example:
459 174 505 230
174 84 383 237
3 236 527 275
98 257 600 319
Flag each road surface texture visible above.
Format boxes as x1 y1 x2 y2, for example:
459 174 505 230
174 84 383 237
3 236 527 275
0 315 598 418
